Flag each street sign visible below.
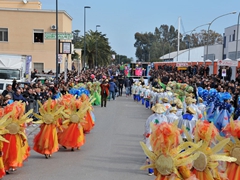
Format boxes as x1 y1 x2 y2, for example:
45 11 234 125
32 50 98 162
218 60 238 67
45 32 73 40
58 54 63 63
222 69 226 77
62 42 71 54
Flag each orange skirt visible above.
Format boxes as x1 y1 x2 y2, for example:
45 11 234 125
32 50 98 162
58 123 85 148
192 168 224 180
226 162 240 180
22 140 30 161
82 111 95 133
33 124 59 155
2 134 24 170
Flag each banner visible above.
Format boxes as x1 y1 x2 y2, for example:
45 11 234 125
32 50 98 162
218 60 238 67
176 62 188 67
135 68 142 76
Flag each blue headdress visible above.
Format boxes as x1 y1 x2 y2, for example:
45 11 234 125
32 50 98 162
69 87 90 97
222 92 232 101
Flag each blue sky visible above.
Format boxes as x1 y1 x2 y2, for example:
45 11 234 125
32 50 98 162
40 0 240 60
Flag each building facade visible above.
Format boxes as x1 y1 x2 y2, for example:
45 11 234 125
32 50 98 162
0 0 73 73
223 24 240 60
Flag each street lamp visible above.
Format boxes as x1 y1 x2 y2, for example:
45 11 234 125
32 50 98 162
83 6 91 70
188 23 210 61
205 11 236 64
235 12 240 61
55 0 59 82
95 25 100 67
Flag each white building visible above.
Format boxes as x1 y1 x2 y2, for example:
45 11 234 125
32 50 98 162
224 24 240 60
160 45 223 62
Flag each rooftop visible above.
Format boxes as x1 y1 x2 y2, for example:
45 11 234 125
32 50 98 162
0 7 73 20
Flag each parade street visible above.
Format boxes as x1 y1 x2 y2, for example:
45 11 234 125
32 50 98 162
9 97 153 180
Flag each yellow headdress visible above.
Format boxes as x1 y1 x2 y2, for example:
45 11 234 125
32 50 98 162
33 99 64 125
140 122 202 179
182 120 236 178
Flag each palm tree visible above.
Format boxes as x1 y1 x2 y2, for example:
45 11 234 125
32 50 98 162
79 30 111 68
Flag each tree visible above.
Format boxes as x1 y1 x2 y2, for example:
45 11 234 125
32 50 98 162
76 30 112 68
134 24 223 61
72 30 81 48
71 50 79 61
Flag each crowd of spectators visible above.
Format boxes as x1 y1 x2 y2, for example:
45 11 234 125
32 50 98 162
150 64 240 110
2 63 240 113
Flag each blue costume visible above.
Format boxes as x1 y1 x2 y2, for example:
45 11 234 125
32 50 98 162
214 92 232 134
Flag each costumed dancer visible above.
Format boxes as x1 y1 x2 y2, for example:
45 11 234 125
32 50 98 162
144 86 151 109
157 88 165 104
222 118 240 180
215 92 232 133
206 88 217 107
58 95 89 151
141 121 201 180
141 85 146 105
149 87 156 109
132 82 137 101
162 97 171 113
178 106 197 140
80 94 95 134
176 101 184 119
155 89 161 104
143 103 167 176
182 120 236 179
33 99 64 159
91 82 101 106
135 82 141 103
138 83 143 103
3 102 33 172
165 87 173 102
191 98 202 120
197 97 207 120
166 107 179 123
0 111 15 179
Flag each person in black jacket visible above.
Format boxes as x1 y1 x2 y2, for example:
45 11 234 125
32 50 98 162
129 77 134 95
118 75 124 96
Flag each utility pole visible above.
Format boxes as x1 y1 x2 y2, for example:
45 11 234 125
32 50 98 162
177 16 180 62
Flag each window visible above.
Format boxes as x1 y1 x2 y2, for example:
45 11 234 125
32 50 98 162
233 30 235 41
0 28 8 42
33 29 44 43
34 63 44 72
223 54 226 60
0 69 20 80
229 35 231 42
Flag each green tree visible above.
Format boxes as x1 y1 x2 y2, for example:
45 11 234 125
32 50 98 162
134 24 223 61
72 30 81 48
77 30 112 68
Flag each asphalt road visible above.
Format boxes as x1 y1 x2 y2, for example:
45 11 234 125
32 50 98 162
7 96 153 180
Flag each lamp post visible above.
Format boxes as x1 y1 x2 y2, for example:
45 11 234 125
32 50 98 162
235 12 240 60
55 0 59 82
95 25 100 67
83 6 91 70
188 23 210 62
205 11 236 64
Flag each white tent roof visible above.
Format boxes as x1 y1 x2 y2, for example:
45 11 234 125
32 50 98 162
160 49 189 59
